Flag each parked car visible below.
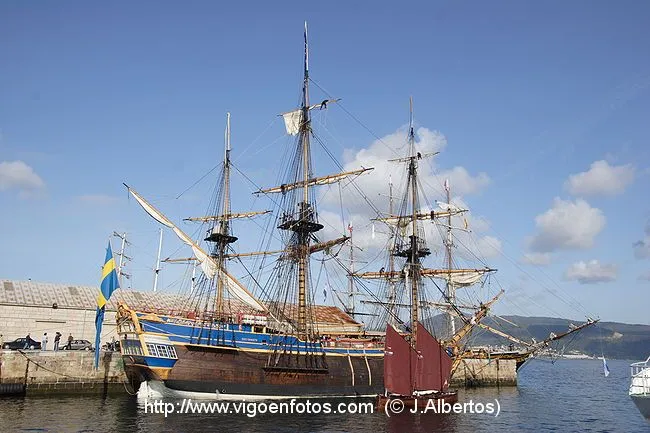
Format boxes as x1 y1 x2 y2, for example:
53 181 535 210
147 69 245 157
62 339 94 351
3 337 41 350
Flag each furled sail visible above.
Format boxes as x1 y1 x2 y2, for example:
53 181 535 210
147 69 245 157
436 200 463 213
124 184 267 312
432 270 486 287
254 167 373 195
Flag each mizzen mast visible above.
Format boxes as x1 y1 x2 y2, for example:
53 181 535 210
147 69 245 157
444 178 455 337
392 97 431 347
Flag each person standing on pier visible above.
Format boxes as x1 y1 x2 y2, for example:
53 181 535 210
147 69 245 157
42 332 48 351
54 332 61 351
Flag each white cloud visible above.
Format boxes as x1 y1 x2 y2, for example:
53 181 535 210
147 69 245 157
638 271 650 282
521 252 552 266
315 126 498 268
474 235 502 259
564 260 618 284
0 160 45 193
565 160 635 196
436 166 490 196
327 126 489 214
528 198 605 253
77 194 120 206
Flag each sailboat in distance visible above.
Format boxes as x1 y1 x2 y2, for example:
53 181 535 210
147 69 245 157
117 24 387 399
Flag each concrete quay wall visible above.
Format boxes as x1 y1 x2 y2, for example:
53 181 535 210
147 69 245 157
0 350 516 397
0 350 126 395
451 358 518 387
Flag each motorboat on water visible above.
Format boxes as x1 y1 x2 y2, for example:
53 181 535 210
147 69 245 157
630 355 650 419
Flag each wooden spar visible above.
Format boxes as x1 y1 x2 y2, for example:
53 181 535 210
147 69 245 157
184 210 272 222
162 257 197 263
447 289 504 375
309 236 348 254
361 299 480 310
352 267 496 279
373 209 468 225
253 167 373 195
388 151 439 163
537 318 599 346
477 323 533 347
225 249 286 258
279 98 341 116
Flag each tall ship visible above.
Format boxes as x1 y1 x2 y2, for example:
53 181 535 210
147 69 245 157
115 24 595 399
117 24 388 399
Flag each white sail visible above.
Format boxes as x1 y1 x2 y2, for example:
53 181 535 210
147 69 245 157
433 270 486 287
436 200 463 213
282 109 302 135
126 185 267 312
281 100 339 136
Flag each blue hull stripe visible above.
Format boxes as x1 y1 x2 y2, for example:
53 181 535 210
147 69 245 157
137 316 383 356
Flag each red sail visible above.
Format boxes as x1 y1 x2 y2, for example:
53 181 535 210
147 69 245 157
414 322 453 392
384 324 414 396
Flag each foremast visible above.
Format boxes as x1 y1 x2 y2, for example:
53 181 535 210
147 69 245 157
204 113 238 316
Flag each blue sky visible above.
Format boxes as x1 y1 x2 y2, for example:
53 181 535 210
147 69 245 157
1 1 649 325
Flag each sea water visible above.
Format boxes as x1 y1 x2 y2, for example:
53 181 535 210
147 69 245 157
0 358 647 432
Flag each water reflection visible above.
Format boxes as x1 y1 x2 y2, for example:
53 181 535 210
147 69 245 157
0 360 648 433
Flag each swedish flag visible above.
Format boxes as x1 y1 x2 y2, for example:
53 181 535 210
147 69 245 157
94 241 120 369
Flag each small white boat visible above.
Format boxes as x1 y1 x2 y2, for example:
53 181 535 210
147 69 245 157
629 355 650 419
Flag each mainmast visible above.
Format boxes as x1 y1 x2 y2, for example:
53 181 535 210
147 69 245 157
258 23 373 340
275 22 323 338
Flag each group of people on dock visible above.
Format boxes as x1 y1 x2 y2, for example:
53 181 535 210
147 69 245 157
35 331 73 351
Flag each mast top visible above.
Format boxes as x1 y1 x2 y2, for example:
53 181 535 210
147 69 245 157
304 21 309 77
409 96 414 142
225 112 231 152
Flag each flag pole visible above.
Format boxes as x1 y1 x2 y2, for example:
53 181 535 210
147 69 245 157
94 240 120 369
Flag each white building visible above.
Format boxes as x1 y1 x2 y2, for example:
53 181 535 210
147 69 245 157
0 279 184 347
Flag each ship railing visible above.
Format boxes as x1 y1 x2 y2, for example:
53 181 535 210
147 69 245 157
630 356 650 396
322 339 384 349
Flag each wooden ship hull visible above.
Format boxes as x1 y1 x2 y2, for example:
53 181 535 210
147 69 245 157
118 306 384 398
124 347 383 398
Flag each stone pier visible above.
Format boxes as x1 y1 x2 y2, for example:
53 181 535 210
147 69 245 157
0 350 127 395
0 349 517 396
451 357 518 387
